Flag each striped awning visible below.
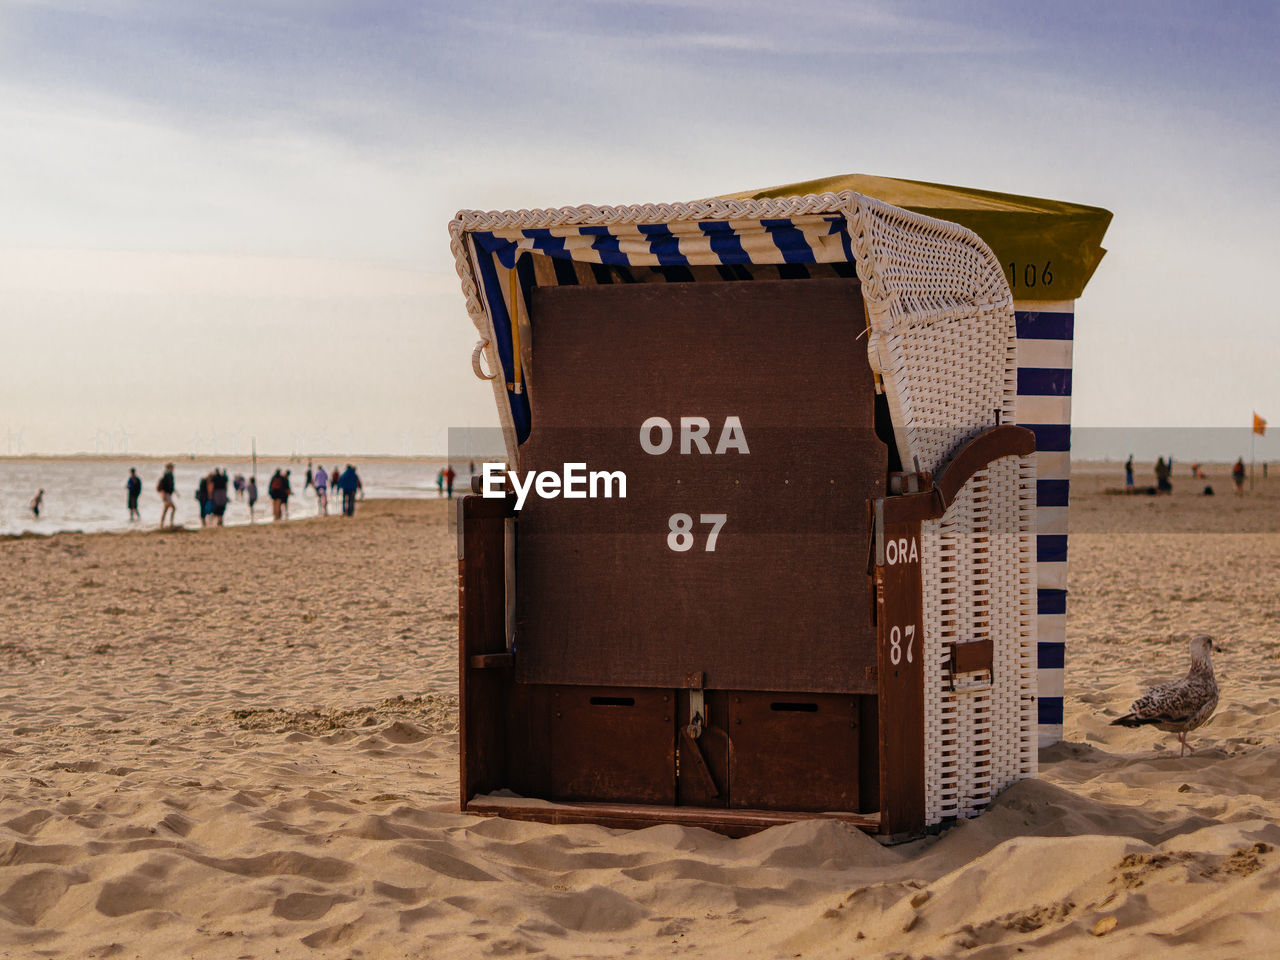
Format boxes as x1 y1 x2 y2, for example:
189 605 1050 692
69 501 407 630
451 191 1013 461
471 214 857 272
461 212 864 449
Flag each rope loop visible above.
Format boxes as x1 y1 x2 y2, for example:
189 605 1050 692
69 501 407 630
471 339 496 381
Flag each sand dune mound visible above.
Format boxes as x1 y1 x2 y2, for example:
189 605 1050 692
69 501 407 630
225 694 458 737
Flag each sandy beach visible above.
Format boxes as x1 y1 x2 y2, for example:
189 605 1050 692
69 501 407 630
3 469 1279 958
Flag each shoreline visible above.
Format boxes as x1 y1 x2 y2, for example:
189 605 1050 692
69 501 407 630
0 495 445 542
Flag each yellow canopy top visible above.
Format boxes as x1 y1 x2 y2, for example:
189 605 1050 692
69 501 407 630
724 173 1112 301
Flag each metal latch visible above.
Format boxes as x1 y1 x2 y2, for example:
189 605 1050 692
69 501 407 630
686 687 705 739
946 638 995 693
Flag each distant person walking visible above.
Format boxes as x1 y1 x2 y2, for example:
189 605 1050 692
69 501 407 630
196 474 211 527
233 473 246 500
338 464 361 517
1232 458 1246 495
1124 455 1134 489
247 475 258 521
282 470 293 518
30 489 44 518
305 459 314 492
444 464 456 499
126 468 142 520
1155 456 1172 494
436 468 444 497
268 469 286 521
157 463 176 529
314 464 329 516
210 469 230 526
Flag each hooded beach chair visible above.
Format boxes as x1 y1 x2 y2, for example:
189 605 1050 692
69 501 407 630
450 178 1109 837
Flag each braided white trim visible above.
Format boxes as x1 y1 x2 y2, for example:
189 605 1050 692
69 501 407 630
450 225 519 462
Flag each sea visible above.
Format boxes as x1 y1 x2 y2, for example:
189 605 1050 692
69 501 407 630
2 427 1271 537
0 457 473 537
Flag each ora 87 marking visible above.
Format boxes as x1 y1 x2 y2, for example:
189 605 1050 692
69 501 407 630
667 513 728 552
889 624 916 665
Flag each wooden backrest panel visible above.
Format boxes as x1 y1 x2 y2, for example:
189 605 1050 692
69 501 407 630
516 278 885 694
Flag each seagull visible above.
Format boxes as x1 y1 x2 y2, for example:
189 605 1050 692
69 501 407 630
1111 635 1221 757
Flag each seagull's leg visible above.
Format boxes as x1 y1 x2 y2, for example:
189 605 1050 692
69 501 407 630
1178 732 1188 757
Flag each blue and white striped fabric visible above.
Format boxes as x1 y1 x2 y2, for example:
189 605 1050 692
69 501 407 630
466 215 859 444
1014 301 1074 746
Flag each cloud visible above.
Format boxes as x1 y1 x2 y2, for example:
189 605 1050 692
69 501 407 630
1 0 1277 448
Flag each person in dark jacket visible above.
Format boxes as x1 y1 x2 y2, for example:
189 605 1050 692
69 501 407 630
338 464 361 517
196 474 211 527
1154 457 1172 494
157 463 176 529
126 468 142 520
210 469 230 526
268 469 286 521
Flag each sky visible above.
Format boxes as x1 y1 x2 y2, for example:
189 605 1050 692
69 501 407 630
1 0 1277 456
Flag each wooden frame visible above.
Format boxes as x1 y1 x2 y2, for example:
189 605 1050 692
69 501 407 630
457 423 1033 839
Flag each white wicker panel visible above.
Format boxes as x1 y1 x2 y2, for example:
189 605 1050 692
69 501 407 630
849 188 1033 825
922 454 1037 826
921 518 959 823
869 306 1016 475
849 196 1017 476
